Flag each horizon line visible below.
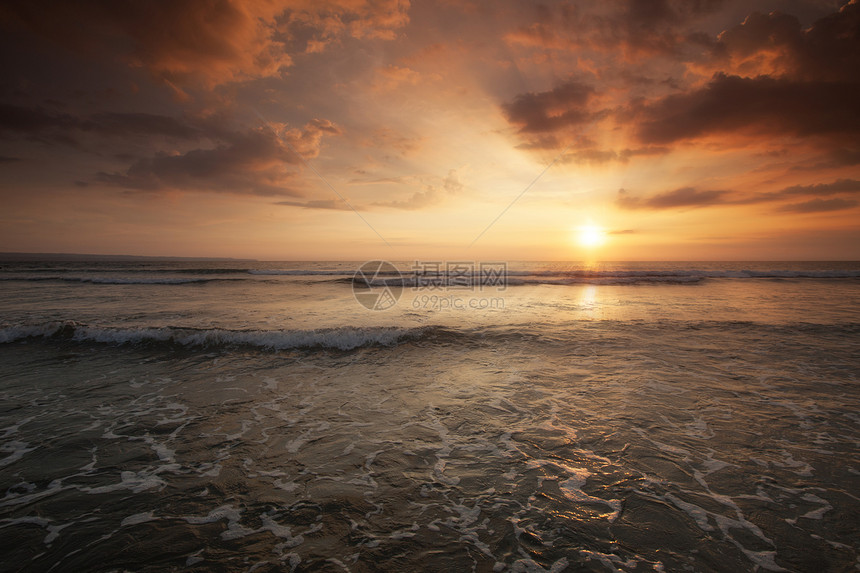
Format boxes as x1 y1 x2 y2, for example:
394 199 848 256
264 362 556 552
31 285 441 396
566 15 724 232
1 252 859 264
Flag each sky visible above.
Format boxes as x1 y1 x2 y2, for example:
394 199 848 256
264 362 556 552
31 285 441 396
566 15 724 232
0 0 858 261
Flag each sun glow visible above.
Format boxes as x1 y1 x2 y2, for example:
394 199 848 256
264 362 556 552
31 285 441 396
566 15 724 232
576 224 606 249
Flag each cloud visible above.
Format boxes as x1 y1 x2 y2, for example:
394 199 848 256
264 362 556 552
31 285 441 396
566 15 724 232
504 0 724 56
617 187 729 209
360 128 424 156
373 187 439 210
281 0 411 49
624 2 860 154
82 113 203 139
777 197 859 213
442 169 463 193
502 2 859 166
745 178 860 205
613 0 726 55
0 0 410 88
274 199 358 211
502 81 598 133
367 169 465 210
713 1 860 82
560 144 670 164
563 148 621 165
512 129 669 162
0 105 77 144
95 120 341 196
0 1 289 87
0 155 21 163
779 178 860 196
617 178 860 212
790 147 860 170
0 105 203 144
633 73 860 145
280 118 343 158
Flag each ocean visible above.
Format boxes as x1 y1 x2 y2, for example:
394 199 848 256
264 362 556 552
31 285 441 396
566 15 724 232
0 260 858 572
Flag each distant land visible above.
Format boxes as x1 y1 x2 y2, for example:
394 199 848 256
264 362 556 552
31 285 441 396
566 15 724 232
0 252 257 262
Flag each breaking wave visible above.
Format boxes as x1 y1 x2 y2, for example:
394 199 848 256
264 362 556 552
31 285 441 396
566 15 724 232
0 322 446 351
1 265 858 287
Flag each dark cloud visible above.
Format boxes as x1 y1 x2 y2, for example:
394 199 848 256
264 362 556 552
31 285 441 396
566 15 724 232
746 178 860 204
0 1 409 88
506 0 724 56
0 155 20 163
714 1 860 82
634 73 860 145
777 197 859 213
609 228 637 234
0 99 342 196
617 0 726 54
0 104 75 134
82 113 203 139
790 147 860 170
95 121 340 196
618 178 860 212
617 187 729 209
0 105 202 143
502 81 598 133
503 1 859 166
0 1 289 87
779 178 860 196
626 2 860 153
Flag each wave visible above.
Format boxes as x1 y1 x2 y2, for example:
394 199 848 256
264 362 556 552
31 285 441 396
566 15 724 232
508 269 860 279
0 322 443 350
2 320 857 351
0 267 252 275
346 267 860 287
0 276 243 285
248 270 351 276
2 267 858 287
349 275 707 287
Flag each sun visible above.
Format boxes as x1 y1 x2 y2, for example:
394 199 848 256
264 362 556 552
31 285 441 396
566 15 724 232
576 224 606 248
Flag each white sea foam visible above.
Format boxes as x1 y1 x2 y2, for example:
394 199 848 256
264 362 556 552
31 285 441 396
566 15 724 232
510 557 569 573
81 470 166 494
121 512 157 527
0 440 36 467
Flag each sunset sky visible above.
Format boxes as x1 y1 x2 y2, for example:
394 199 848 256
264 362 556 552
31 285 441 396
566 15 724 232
1 0 858 260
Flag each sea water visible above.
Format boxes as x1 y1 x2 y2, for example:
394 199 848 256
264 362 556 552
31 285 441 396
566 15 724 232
0 261 858 572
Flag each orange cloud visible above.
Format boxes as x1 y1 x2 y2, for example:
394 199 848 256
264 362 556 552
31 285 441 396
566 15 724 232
0 0 410 87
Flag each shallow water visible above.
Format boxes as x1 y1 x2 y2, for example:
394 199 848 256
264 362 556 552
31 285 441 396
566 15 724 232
0 261 858 572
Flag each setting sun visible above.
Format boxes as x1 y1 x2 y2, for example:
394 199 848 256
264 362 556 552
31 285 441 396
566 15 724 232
576 224 606 249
